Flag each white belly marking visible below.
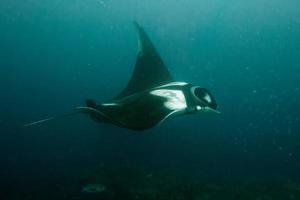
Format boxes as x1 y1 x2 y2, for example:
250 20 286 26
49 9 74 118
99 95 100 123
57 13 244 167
150 89 187 110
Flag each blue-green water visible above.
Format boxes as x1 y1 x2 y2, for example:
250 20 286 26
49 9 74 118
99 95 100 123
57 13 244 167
1 0 300 199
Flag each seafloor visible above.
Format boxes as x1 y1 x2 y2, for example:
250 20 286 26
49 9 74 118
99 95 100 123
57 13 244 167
3 165 300 200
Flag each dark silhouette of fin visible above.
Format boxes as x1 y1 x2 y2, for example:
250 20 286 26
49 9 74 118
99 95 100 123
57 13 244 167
114 22 173 99
86 99 97 108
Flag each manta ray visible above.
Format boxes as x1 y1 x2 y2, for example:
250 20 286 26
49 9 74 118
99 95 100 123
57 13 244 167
25 22 219 131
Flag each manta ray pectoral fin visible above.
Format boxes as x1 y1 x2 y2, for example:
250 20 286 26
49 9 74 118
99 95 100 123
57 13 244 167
76 106 113 121
114 22 173 99
76 106 102 115
77 106 126 127
86 99 97 108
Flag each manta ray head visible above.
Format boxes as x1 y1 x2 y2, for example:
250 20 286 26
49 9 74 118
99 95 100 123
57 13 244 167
190 86 219 114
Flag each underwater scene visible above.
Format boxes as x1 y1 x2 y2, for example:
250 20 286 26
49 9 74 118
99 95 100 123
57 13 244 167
1 0 300 199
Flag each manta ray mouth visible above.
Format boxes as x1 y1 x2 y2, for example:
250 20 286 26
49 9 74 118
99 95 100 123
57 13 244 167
190 86 218 110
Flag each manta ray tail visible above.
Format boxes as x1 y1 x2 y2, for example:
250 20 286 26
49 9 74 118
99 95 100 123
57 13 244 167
24 99 99 127
23 111 80 127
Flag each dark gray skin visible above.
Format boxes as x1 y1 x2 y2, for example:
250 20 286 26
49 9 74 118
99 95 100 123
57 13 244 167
77 22 219 131
81 82 218 131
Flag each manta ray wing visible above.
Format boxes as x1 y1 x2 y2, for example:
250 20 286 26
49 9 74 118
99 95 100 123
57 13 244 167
114 22 173 99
